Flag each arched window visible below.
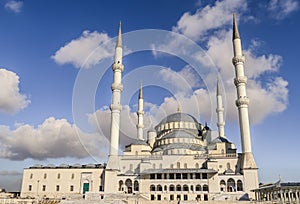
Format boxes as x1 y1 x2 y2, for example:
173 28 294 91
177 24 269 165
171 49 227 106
220 180 226 192
130 164 133 170
71 173 74 179
159 163 162 169
153 163 156 169
157 185 162 191
177 162 180 169
150 184 155 191
195 163 199 168
57 173 60 179
203 184 209 191
227 178 235 192
30 174 33 179
125 179 133 194
184 163 187 168
170 164 174 169
169 185 175 191
134 180 139 191
118 180 123 191
176 184 181 191
183 185 189 191
196 185 201 191
237 180 243 191
44 173 47 179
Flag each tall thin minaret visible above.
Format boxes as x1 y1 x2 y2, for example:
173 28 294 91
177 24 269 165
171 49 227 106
109 22 124 156
232 14 256 169
216 80 225 138
136 81 144 140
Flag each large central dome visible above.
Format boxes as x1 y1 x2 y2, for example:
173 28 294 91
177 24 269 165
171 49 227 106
159 113 199 124
152 112 209 155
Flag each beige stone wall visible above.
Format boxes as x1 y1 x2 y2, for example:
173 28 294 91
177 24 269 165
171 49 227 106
21 167 104 199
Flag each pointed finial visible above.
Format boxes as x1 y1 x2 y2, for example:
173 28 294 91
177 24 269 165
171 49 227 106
217 80 222 96
116 21 122 48
177 103 181 113
139 81 143 99
232 13 240 40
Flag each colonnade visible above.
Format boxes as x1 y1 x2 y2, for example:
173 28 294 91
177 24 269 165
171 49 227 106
254 187 300 203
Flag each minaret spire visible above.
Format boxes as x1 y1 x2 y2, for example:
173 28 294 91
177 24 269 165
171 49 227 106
109 22 124 158
232 13 256 169
232 13 240 40
116 21 122 48
139 80 143 99
137 81 144 140
216 80 225 138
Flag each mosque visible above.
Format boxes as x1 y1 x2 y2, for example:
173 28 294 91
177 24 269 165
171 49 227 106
20 14 259 202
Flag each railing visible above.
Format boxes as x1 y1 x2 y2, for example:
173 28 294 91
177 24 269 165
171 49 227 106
194 153 237 159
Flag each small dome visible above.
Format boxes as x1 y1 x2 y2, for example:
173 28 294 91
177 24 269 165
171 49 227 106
211 136 230 144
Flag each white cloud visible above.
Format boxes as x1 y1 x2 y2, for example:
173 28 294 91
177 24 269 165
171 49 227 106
51 30 115 69
149 0 289 126
4 0 23 13
0 69 30 114
268 0 299 19
88 105 154 149
0 117 107 160
158 65 201 97
172 0 247 41
201 28 288 124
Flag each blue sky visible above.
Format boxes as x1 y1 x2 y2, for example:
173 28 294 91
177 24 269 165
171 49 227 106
0 0 299 191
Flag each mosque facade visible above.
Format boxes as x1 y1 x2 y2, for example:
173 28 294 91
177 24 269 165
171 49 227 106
20 14 259 202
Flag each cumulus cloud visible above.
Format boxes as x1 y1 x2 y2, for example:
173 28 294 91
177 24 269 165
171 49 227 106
149 0 289 126
173 0 247 41
268 0 299 19
88 105 155 149
51 31 115 69
158 65 202 97
0 69 30 114
4 0 23 13
0 117 108 160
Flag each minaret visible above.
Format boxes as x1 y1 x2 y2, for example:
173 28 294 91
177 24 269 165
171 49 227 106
232 14 256 169
136 81 144 140
109 22 124 156
216 80 225 138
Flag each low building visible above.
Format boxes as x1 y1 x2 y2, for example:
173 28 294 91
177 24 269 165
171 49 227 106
21 164 105 199
252 180 300 203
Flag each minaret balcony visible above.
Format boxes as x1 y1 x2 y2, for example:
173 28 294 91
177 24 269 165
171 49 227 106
111 83 123 91
232 55 245 65
136 124 144 128
235 97 250 107
112 63 124 72
137 110 144 115
216 107 224 112
110 104 122 111
217 122 225 126
234 76 248 86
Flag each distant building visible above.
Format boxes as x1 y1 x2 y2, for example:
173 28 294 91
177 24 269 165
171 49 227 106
252 180 300 203
21 14 259 202
0 188 14 199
